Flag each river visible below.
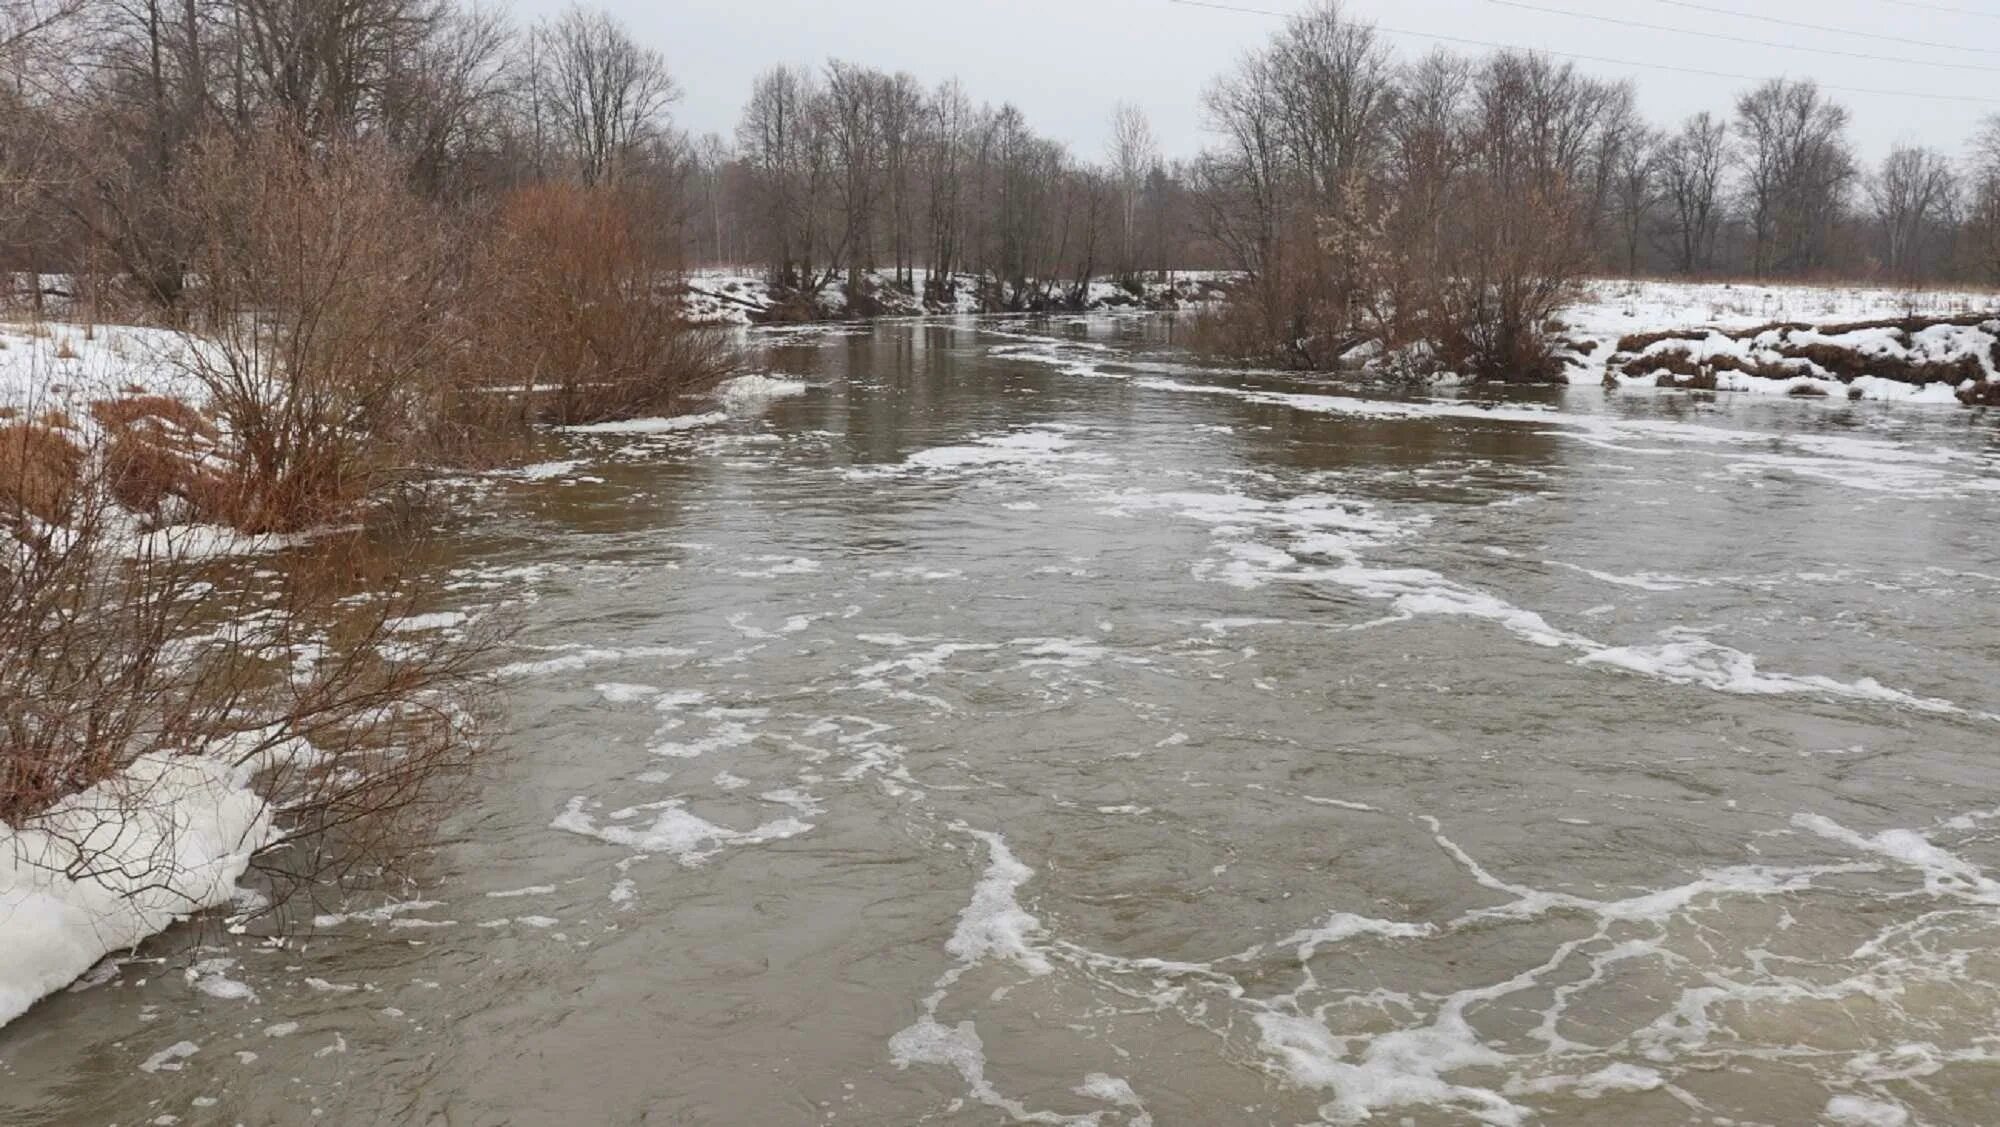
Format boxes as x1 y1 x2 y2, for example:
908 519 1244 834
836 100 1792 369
5 313 2000 1126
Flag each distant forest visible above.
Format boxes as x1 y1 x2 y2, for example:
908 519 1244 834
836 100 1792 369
3 0 1998 312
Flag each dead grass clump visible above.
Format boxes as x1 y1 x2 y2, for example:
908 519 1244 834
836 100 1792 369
1958 380 2000 407
89 395 218 441
471 183 735 427
1784 342 1985 387
0 423 85 524
86 396 233 523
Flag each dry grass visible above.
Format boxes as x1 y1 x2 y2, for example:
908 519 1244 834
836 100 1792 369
0 422 84 524
89 394 218 441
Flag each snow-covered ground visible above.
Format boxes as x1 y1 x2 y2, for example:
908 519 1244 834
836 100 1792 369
0 321 205 426
1568 278 1998 337
681 267 1231 326
1563 280 2000 402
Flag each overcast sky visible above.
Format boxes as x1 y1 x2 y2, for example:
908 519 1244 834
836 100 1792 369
508 0 1999 167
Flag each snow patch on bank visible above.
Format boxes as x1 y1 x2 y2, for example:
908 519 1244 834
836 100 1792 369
1 749 281 1029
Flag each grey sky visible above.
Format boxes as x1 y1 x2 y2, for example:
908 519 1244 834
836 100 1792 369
511 0 1999 167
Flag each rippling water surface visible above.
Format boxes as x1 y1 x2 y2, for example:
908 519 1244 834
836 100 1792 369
7 314 2000 1126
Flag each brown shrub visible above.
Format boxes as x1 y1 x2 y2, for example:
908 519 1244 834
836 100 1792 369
0 423 84 524
0 502 499 917
469 183 734 426
172 125 466 533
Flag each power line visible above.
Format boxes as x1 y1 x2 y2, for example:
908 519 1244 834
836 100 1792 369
1490 0 2000 74
1164 0 2000 107
1647 0 1994 55
1846 0 2000 21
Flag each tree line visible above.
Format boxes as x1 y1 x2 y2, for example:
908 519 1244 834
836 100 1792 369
1180 3 2000 374
4 0 1999 325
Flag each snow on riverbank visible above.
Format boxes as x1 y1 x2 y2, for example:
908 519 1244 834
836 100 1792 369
0 322 206 425
0 748 280 1029
682 267 1231 327
1562 280 2000 403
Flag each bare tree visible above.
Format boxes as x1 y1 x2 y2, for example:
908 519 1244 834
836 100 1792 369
1965 115 2000 285
1734 79 1855 277
1608 124 1659 275
539 4 678 186
1656 112 1729 275
919 78 971 300
1108 102 1157 284
0 0 82 59
1868 145 1957 282
737 64 826 289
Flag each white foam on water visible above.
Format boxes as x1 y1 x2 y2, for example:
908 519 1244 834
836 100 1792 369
855 641 1001 683
719 374 808 411
492 644 693 680
1580 632 1965 715
863 424 1110 477
887 1016 1095 1125
1278 912 1434 961
1118 487 1968 715
1253 1007 1523 1126
1075 1074 1152 1126
593 682 660 703
139 1041 200 1073
648 707 766 759
730 556 822 578
560 411 728 435
1505 1063 1664 1100
1793 814 2000 903
948 828 1053 977
1549 562 1707 592
509 460 586 481
186 959 255 1002
1303 796 1379 812
386 611 471 634
1125 375 1996 498
485 885 556 899
550 796 811 866
311 899 445 929
1825 1095 1912 1127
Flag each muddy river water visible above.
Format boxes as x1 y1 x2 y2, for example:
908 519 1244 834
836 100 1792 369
6 314 2000 1126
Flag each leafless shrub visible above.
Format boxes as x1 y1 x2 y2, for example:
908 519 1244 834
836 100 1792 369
1 452 499 915
469 181 733 426
172 125 467 533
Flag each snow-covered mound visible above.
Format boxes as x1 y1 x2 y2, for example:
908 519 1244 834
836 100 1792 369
1557 281 2000 403
1601 315 2000 403
0 749 279 1029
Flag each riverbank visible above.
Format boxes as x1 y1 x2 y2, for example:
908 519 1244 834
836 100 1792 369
1560 280 2000 403
682 267 1233 325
